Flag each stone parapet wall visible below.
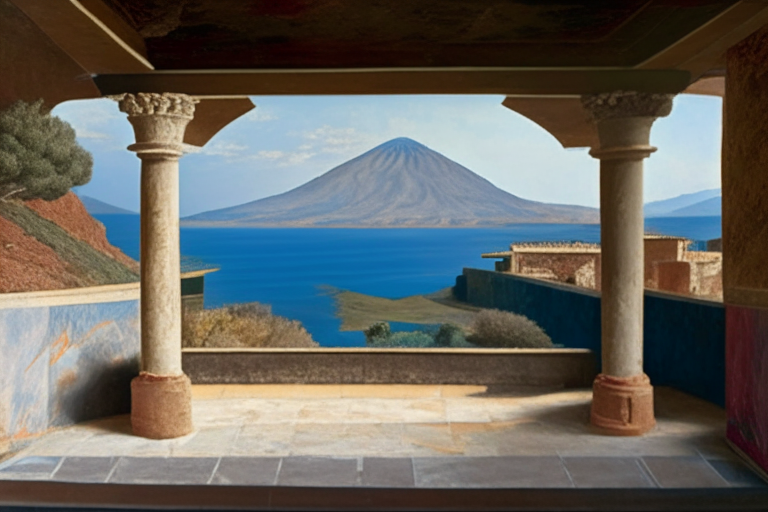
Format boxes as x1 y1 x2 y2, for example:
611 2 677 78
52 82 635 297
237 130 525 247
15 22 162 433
183 348 596 388
457 269 726 406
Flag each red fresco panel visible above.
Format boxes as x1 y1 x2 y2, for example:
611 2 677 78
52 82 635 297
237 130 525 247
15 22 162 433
726 305 768 472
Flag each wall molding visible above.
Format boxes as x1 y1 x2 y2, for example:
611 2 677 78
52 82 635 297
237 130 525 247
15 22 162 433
724 286 768 310
0 283 139 310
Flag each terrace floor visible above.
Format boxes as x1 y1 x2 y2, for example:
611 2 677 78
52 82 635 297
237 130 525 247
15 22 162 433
0 385 766 511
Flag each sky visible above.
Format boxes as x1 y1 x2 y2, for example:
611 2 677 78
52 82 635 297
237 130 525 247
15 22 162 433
53 94 723 218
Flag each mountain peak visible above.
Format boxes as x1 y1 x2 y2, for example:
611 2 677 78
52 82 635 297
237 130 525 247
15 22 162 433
184 137 599 227
378 137 426 150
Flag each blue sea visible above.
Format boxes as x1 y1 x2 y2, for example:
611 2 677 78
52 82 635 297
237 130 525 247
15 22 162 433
95 216 722 347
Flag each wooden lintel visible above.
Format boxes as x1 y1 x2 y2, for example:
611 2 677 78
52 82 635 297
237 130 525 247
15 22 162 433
637 1 768 79
9 0 152 74
93 69 691 97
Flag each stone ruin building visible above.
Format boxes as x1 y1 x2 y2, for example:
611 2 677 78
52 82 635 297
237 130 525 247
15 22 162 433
483 235 723 299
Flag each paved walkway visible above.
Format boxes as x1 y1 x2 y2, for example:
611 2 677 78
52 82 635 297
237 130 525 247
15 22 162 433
0 385 764 492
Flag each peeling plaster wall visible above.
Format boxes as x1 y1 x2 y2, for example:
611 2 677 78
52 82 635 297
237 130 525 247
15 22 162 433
0 300 139 453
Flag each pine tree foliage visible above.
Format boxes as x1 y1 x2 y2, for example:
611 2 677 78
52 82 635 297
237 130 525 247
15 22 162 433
0 100 92 201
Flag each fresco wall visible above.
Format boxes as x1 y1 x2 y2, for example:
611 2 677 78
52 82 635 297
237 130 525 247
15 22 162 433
726 305 768 472
457 269 726 406
0 298 140 453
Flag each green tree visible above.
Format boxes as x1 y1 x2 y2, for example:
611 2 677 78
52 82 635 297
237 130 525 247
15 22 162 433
0 100 92 201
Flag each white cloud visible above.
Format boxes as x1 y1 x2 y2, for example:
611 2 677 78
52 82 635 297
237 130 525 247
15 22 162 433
258 150 285 159
303 125 377 155
251 149 316 167
244 109 277 122
284 151 316 165
200 142 248 158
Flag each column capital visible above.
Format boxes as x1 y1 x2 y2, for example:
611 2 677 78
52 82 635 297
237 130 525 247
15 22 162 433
111 92 198 118
110 93 198 157
582 91 674 160
581 91 674 122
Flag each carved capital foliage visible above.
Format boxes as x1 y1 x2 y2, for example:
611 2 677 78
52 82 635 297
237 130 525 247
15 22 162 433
110 93 198 118
581 91 674 122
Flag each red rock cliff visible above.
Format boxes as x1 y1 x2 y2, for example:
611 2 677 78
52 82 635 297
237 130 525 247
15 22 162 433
0 192 139 293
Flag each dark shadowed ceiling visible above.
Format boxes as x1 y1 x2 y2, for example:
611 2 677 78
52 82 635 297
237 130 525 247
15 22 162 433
101 0 734 69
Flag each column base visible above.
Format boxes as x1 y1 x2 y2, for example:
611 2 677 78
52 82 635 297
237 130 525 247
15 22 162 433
131 372 193 439
590 373 655 436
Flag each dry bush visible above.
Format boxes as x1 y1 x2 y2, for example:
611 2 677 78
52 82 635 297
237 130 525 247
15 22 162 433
467 309 552 348
182 302 318 349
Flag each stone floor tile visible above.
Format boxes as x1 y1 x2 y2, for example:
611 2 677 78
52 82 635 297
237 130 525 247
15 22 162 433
414 456 572 488
642 456 730 488
14 428 97 457
296 400 351 423
74 433 178 457
347 399 446 424
191 385 225 400
51 456 117 483
221 385 343 399
108 457 219 485
232 424 295 457
171 427 240 457
362 457 415 487
694 436 740 460
341 385 441 399
277 457 359 487
445 399 492 423
0 456 60 478
708 459 768 487
439 385 489 398
209 457 281 485
290 423 406 457
561 457 655 488
555 432 702 458
403 424 464 456
452 421 562 457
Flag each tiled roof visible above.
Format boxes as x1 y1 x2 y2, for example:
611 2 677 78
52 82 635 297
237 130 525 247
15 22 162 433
180 255 220 275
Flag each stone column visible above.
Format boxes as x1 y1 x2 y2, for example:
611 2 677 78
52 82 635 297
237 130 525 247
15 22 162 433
113 92 198 439
582 91 674 436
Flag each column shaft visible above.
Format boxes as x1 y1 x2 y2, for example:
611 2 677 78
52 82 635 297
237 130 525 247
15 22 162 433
599 157 644 378
140 155 182 376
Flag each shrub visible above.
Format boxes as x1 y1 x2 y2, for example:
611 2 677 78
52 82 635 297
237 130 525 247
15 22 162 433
363 321 391 342
0 100 92 201
364 322 477 348
182 302 318 349
366 331 435 348
434 323 466 347
467 309 552 348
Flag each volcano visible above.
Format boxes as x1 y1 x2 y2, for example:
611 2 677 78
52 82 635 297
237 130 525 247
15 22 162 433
183 138 598 227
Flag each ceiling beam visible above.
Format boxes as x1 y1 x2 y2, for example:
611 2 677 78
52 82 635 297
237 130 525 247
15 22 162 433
9 0 152 74
636 1 768 79
94 69 691 97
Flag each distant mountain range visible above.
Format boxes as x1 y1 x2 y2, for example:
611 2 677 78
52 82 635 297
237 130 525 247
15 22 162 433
79 142 722 224
183 138 599 227
77 194 137 215
644 189 721 218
